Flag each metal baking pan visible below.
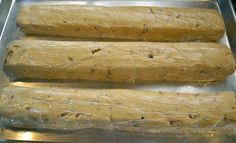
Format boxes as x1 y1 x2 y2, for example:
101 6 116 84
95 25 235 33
0 0 236 142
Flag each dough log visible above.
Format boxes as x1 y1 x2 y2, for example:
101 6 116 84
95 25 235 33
0 86 235 133
4 39 236 83
16 5 225 42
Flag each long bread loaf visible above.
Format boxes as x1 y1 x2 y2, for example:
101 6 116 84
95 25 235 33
1 86 235 133
16 5 225 41
4 39 236 83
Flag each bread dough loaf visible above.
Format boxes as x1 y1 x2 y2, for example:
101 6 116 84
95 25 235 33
0 86 235 133
4 39 236 83
16 5 225 42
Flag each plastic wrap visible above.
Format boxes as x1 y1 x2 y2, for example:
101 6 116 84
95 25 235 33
1 86 236 134
16 5 225 42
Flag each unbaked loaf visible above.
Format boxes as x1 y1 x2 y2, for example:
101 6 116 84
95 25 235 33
0 86 235 133
4 39 236 83
16 5 225 42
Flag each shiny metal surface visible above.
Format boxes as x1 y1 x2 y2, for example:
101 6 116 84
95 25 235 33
0 0 236 142
1 128 235 143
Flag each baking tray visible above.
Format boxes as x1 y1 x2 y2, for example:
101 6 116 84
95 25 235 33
0 0 236 142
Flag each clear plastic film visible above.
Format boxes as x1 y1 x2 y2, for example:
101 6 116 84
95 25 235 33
1 86 236 134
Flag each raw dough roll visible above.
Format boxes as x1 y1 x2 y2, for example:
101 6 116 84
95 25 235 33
16 5 225 42
4 39 236 83
0 86 235 133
